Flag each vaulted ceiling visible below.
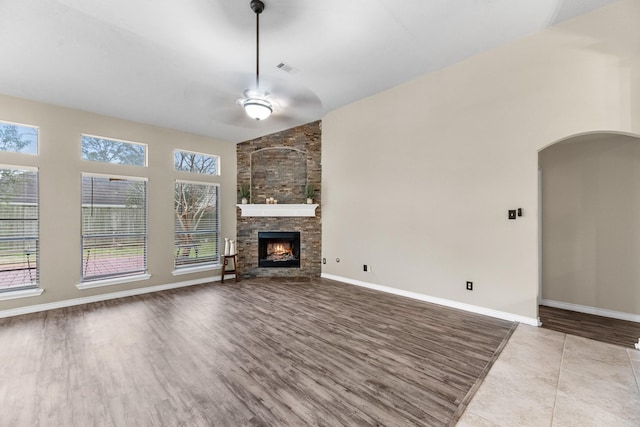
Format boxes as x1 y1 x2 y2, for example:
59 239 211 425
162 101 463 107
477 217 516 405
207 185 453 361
0 0 619 142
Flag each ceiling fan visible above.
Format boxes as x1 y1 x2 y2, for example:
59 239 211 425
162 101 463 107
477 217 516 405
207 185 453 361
240 0 272 121
204 0 322 128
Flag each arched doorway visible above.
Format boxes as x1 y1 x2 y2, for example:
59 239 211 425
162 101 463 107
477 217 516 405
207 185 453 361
538 131 640 347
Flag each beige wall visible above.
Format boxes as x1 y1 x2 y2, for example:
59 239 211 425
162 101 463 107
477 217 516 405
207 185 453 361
540 133 640 315
0 94 236 311
321 0 640 320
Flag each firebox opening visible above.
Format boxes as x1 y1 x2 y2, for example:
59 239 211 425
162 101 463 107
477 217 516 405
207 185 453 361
258 231 301 268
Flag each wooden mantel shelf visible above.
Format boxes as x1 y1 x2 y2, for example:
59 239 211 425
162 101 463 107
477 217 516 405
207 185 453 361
236 204 319 217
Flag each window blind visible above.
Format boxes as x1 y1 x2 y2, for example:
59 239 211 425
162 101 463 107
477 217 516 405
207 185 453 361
174 181 219 268
81 174 147 281
0 166 39 291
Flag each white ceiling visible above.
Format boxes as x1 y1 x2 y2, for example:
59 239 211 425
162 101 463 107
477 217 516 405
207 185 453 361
0 0 619 143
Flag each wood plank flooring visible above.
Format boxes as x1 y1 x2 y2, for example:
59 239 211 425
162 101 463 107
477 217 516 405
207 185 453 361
0 278 515 426
539 305 640 348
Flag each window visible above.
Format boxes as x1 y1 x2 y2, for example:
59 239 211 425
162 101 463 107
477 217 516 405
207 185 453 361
81 174 147 281
0 166 38 290
174 181 219 269
82 135 146 166
0 121 38 154
174 150 219 175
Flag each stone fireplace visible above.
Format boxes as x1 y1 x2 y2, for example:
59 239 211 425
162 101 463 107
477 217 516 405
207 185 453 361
236 121 321 278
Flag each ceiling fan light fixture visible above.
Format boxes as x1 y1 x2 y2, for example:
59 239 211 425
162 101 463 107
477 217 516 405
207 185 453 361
243 97 272 121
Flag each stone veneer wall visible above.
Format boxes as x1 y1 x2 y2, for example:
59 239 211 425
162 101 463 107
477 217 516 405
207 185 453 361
236 121 321 278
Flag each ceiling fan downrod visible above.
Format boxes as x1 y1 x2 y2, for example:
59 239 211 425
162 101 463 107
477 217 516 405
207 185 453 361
251 0 265 90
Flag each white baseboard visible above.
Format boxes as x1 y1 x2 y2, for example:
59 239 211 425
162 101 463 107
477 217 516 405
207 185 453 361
0 275 226 319
541 299 640 323
322 273 540 326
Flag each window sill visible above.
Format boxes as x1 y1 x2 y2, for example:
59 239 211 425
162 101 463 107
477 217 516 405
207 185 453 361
172 263 221 276
0 288 44 301
76 273 151 290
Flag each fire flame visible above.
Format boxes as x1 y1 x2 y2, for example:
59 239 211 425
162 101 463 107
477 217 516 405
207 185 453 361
271 243 292 255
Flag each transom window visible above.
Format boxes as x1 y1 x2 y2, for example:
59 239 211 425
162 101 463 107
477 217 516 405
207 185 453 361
174 181 219 269
82 135 146 166
0 166 39 291
174 150 219 175
0 121 38 155
81 174 147 281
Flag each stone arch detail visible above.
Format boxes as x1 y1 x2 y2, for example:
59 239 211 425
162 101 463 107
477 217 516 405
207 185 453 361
250 147 308 204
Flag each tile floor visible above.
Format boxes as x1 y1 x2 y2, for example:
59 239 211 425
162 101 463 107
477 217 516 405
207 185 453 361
457 324 640 426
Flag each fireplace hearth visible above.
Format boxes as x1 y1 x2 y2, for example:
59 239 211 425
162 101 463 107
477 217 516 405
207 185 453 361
258 231 301 268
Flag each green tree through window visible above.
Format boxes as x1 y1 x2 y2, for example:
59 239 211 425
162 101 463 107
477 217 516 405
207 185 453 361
82 136 145 166
0 123 38 154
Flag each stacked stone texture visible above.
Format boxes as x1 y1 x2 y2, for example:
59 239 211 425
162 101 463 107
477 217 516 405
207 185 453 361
236 121 321 278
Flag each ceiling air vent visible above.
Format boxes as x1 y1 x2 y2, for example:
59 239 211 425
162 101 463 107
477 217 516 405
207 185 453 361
276 62 300 74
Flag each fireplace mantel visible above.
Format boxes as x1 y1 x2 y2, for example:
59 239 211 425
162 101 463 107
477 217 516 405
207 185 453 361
236 204 319 217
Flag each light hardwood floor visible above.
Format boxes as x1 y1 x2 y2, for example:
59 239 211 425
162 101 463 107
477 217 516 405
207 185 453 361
0 277 515 426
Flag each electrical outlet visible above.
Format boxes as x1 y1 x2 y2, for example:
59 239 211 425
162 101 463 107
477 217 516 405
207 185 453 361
466 281 473 291
322 258 326 264
363 264 367 272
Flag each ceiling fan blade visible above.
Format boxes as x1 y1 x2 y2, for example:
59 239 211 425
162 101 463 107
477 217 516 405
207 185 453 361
187 71 324 129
